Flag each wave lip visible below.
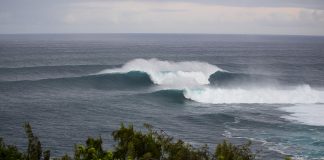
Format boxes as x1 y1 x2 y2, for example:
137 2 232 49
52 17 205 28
97 58 223 87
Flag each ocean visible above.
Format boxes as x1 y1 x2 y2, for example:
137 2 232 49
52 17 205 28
0 34 324 159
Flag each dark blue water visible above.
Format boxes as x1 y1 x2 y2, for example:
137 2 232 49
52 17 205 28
1 34 324 159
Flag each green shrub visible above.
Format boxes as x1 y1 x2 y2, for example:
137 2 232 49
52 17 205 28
113 123 211 160
284 156 292 160
215 140 255 160
112 123 162 160
0 123 50 160
74 137 113 160
24 123 43 160
0 138 25 160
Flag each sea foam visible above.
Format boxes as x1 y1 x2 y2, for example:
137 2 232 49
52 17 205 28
183 85 324 104
281 104 324 126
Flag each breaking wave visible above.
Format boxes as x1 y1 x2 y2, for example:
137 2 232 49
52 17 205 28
97 58 222 87
97 59 324 105
183 85 324 104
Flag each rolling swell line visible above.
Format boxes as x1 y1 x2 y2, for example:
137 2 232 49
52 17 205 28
0 64 121 82
0 71 154 90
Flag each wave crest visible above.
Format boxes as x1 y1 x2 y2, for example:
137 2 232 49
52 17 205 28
97 58 222 87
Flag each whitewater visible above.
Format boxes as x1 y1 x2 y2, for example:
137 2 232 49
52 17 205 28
98 58 324 104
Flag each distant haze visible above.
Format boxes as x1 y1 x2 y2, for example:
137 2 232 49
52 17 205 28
1 0 324 35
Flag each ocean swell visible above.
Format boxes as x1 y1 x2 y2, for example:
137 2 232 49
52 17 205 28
0 71 153 91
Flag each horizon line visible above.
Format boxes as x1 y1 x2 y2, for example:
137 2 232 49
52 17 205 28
1 32 324 37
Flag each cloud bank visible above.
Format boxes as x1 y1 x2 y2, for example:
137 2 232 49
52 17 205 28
0 0 324 35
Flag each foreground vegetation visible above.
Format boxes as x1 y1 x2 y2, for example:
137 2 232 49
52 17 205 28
0 123 292 160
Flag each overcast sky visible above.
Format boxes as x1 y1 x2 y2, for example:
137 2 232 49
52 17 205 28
1 0 324 35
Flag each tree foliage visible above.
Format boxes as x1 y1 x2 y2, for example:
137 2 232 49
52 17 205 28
0 138 25 160
25 123 42 160
74 137 113 160
0 123 50 160
215 140 255 160
111 123 254 160
112 123 162 160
